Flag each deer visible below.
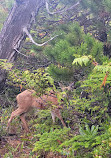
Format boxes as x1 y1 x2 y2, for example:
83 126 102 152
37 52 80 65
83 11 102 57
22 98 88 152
7 83 74 133
7 82 74 133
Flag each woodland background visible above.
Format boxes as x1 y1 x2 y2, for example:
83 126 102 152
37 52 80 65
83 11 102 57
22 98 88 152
1 0 111 157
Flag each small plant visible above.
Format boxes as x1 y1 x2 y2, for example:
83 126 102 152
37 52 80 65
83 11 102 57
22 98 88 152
32 127 70 157
32 124 101 157
3 152 13 158
61 124 99 153
0 106 12 136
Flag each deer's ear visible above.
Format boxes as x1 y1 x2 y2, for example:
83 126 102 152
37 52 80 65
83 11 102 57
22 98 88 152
59 82 74 91
58 82 64 88
68 82 74 90
58 82 64 91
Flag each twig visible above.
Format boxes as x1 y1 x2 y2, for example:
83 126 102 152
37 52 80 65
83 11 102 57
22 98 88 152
45 0 80 15
23 27 61 47
14 48 29 58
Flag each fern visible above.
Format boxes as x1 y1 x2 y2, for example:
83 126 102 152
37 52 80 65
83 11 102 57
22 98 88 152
72 55 93 66
94 65 111 73
32 128 70 154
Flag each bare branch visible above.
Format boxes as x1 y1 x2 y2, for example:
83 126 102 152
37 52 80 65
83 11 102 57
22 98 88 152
23 27 61 47
37 61 52 67
45 0 80 15
14 48 29 58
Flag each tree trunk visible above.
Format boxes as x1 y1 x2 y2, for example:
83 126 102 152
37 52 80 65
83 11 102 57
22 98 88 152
0 0 44 62
0 0 44 91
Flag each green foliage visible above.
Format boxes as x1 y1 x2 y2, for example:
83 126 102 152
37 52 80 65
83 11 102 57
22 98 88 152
31 109 61 134
43 23 82 83
32 127 70 156
44 40 75 66
0 60 56 95
1 0 111 157
4 0 14 9
43 22 105 82
3 152 13 158
73 33 104 63
73 55 93 66
60 0 78 5
0 107 12 136
92 124 111 158
32 124 111 157
60 124 111 157
94 64 111 73
80 0 103 14
71 72 110 125
0 0 14 30
66 22 83 46
0 59 13 70
103 0 111 14
47 64 74 81
61 124 99 151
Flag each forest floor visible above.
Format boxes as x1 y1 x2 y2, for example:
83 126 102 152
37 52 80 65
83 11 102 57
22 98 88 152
0 118 67 158
0 134 64 158
0 108 71 157
0 133 34 158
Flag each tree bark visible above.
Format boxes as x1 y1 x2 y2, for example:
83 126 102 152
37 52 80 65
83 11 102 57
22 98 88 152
0 0 44 62
0 0 45 91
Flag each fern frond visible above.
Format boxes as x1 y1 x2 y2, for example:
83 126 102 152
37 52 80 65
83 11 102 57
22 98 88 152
94 65 111 73
72 55 93 66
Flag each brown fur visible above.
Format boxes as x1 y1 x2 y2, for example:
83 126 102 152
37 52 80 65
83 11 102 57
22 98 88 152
7 90 66 133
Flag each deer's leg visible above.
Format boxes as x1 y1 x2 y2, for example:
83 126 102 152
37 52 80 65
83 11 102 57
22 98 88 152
20 113 29 132
50 110 56 123
56 109 66 127
51 109 66 127
7 107 26 132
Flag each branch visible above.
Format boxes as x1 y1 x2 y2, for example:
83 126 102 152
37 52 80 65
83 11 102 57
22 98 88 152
14 48 29 58
45 0 80 15
37 61 52 68
23 27 61 46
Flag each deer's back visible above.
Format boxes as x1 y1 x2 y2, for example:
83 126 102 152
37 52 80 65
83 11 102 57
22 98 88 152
16 90 35 110
41 93 58 105
16 90 58 110
32 91 58 109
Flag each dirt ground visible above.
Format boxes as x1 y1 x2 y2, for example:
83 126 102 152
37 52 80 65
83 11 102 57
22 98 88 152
0 135 67 158
0 135 32 158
